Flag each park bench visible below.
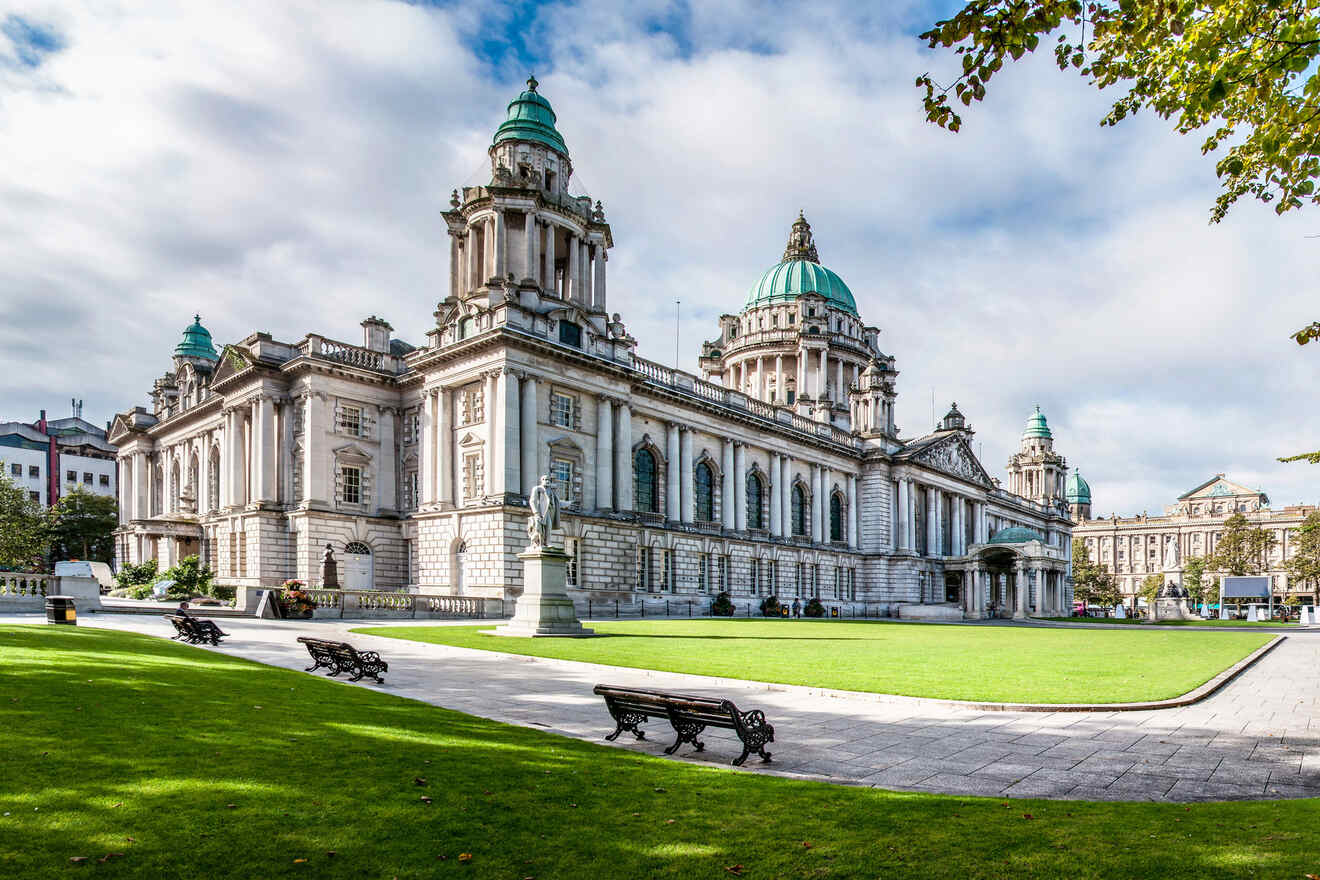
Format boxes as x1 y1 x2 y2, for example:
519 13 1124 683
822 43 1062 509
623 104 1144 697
165 615 229 646
592 684 775 766
296 636 388 684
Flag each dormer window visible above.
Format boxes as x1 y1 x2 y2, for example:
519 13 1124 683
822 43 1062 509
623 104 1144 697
807 307 816 316
545 170 556 193
559 321 582 347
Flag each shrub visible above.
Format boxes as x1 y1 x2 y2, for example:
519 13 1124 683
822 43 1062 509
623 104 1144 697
114 559 157 590
161 556 214 600
209 584 237 602
710 591 734 617
804 597 825 618
759 595 781 617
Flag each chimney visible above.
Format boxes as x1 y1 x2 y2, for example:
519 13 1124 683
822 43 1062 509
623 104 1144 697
361 316 393 354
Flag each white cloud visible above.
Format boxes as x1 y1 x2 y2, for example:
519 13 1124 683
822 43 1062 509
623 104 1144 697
0 0 1315 516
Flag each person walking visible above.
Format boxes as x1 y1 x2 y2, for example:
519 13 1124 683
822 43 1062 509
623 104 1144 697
792 598 801 618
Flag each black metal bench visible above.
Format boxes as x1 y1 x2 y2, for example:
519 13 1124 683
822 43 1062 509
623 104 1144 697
296 636 388 684
592 684 775 766
165 615 228 646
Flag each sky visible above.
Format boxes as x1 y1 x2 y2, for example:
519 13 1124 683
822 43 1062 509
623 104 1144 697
0 0 1315 517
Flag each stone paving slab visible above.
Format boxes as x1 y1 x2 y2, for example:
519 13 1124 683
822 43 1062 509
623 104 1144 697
5 612 1320 803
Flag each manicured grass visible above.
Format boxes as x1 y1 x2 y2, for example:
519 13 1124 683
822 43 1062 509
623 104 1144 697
356 619 1271 703
1044 617 1292 628
2 624 1319 880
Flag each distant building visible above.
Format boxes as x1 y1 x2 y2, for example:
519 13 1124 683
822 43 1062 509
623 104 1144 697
0 401 118 507
1072 474 1318 604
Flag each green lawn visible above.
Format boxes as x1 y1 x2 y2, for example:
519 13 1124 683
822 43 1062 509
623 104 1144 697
355 619 1271 704
1044 617 1291 628
3 624 1319 880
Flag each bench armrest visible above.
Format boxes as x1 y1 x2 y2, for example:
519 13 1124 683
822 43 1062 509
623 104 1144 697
739 709 769 730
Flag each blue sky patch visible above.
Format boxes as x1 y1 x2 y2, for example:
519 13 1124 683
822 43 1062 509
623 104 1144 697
2 14 66 69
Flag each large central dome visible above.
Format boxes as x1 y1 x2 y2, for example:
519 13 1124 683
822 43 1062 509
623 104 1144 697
744 214 858 315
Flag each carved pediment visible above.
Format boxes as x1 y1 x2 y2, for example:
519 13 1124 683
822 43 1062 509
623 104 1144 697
211 344 252 386
911 435 993 487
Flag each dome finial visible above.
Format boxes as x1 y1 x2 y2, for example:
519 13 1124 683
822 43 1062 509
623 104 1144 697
193 313 201 323
526 73 538 92
782 211 820 263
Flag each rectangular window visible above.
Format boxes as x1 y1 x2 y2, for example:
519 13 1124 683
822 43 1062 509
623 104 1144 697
637 547 651 592
848 569 857 600
550 392 575 428
29 491 39 502
718 555 728 592
834 567 842 599
749 558 760 595
341 466 362 505
8 463 19 476
566 538 580 587
338 404 362 436
550 457 574 505
698 553 709 592
66 470 76 483
83 472 93 484
661 549 673 592
99 474 110 486
28 465 39 478
812 563 820 597
461 389 484 425
795 562 804 597
462 453 483 500
767 559 777 596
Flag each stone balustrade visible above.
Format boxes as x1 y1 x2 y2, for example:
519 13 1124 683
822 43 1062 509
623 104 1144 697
300 334 405 375
297 588 500 620
0 572 52 599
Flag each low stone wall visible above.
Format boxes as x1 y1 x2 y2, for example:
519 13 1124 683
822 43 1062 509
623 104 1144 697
238 586 501 620
0 572 56 612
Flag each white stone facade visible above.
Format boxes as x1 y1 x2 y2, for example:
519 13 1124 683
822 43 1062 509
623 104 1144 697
1073 474 1320 604
110 80 1073 617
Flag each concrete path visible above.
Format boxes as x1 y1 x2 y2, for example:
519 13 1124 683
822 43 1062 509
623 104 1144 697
6 612 1320 802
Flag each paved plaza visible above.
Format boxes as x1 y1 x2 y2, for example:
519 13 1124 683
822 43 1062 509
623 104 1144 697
10 612 1320 802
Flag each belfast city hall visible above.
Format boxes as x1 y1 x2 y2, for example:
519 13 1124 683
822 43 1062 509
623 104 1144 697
109 78 1075 619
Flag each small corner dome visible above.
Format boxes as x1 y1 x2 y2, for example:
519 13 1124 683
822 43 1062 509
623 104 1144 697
989 526 1045 544
492 75 569 156
1022 405 1052 439
744 213 858 316
174 315 218 361
1066 471 1091 504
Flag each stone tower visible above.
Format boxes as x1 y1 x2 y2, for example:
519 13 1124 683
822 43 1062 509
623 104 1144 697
1006 406 1066 507
1066 470 1092 522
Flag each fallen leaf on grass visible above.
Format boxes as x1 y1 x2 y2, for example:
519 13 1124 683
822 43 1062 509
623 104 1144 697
293 858 306 864
802 841 813 849
69 857 88 864
97 854 125 864
458 853 473 863
420 796 432 805
724 865 743 876
665 819 675 824
414 777 428 786
125 838 135 844
654 787 667 793
326 851 336 858
1023 814 1034 820
226 804 237 809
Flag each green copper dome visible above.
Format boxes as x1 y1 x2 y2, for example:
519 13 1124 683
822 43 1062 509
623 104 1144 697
989 526 1045 544
744 213 858 315
1022 405 1052 439
492 76 569 156
1066 470 1091 505
174 315 218 361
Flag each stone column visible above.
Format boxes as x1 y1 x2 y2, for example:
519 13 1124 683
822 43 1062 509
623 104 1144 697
581 240 591 304
300 396 320 505
721 439 736 528
593 245 607 312
420 390 436 506
733 444 748 530
498 370 521 497
781 456 792 533
847 474 858 548
1034 566 1043 616
927 488 938 557
252 396 275 504
520 374 538 496
485 372 499 495
595 396 613 510
680 428 694 523
228 409 247 508
524 213 537 281
438 388 454 506
278 403 295 505
1015 561 1028 618
377 406 395 512
566 232 579 302
897 478 910 551
493 210 507 280
774 354 784 403
835 358 844 403
615 402 632 511
817 350 827 398
132 452 146 519
810 465 822 541
768 453 782 536
467 225 480 291
543 222 556 293
666 423 680 520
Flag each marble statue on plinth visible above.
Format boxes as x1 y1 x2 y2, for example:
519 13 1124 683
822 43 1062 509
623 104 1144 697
489 475 594 638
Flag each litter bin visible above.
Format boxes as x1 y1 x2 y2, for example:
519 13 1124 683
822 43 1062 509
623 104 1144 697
830 606 839 618
45 595 77 625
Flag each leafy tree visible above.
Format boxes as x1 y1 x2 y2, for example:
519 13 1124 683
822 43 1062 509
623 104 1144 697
1138 573 1164 606
918 1 1320 223
47 488 118 563
1284 510 1320 601
0 466 48 569
1071 538 1119 610
1207 513 1276 575
114 558 158 590
1181 554 1209 610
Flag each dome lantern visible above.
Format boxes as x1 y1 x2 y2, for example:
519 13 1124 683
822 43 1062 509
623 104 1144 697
491 74 569 156
173 315 218 362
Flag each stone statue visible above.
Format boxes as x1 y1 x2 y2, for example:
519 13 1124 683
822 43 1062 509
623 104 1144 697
526 475 561 549
1163 535 1179 570
321 543 339 588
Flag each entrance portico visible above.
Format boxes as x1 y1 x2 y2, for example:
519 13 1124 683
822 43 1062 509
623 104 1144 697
953 526 1071 619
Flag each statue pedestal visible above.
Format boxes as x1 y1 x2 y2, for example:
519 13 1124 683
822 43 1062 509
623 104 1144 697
488 546 595 638
1149 597 1197 621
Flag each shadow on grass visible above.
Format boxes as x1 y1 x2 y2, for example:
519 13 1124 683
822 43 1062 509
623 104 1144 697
0 625 1316 880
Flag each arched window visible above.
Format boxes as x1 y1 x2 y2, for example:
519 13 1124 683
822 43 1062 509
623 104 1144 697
791 485 807 537
830 493 843 542
169 461 180 513
345 541 371 556
694 461 714 522
208 447 220 512
634 448 658 513
746 472 764 530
